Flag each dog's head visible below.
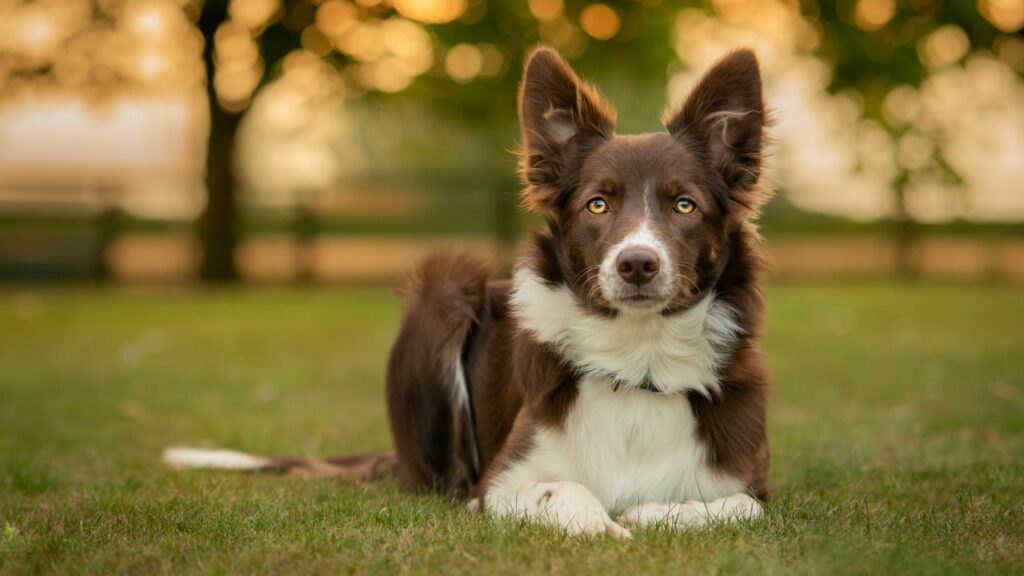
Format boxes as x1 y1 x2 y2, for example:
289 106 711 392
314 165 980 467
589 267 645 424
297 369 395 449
518 46 768 315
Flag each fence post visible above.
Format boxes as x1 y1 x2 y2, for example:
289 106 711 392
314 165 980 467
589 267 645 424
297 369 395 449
294 193 318 283
893 173 917 278
95 194 121 281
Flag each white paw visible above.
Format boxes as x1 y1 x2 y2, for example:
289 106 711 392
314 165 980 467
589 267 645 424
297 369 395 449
618 501 709 529
618 494 762 530
529 481 632 538
493 481 632 539
713 493 763 521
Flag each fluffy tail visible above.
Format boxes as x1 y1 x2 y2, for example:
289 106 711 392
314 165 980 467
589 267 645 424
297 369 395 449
387 251 489 493
163 447 396 481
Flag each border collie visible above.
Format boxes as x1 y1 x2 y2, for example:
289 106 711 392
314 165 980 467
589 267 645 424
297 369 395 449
166 45 771 539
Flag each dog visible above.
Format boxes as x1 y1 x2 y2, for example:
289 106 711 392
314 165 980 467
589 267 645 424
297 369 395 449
166 46 771 539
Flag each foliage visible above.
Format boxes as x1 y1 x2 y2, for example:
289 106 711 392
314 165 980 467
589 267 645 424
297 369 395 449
1 0 1022 279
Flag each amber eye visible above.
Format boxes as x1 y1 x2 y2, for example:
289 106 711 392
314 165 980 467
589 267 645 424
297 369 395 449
586 198 609 215
673 198 697 215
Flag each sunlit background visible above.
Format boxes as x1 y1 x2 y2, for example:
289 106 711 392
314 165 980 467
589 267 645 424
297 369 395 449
1 0 1022 283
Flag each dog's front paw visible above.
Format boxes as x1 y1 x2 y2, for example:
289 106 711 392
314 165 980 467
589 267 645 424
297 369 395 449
618 494 763 530
518 481 632 539
618 501 707 529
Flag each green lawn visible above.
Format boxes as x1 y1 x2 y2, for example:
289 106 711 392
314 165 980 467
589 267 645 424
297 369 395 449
1 282 1022 574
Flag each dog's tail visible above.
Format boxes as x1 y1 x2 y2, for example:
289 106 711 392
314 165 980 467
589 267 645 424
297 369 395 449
162 447 396 481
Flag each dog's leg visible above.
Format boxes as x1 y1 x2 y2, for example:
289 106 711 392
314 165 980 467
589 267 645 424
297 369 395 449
617 493 762 530
484 480 632 539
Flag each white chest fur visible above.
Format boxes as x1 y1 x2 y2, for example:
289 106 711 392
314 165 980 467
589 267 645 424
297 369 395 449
510 270 741 397
488 377 744 513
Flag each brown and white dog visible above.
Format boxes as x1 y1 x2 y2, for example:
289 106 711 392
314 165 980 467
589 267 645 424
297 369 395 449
166 46 771 539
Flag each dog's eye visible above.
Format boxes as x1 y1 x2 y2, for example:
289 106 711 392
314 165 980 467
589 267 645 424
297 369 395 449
586 198 609 215
673 198 697 215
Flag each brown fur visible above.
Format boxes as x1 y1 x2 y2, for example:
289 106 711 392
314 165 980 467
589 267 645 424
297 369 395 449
517 47 617 213
384 251 489 495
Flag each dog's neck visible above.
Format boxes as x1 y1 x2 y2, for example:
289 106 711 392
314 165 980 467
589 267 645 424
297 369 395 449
510 267 742 398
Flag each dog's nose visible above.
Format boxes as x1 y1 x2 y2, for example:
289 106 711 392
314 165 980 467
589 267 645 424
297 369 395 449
616 248 661 286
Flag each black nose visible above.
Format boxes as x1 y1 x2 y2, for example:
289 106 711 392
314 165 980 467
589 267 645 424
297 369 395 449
616 248 661 286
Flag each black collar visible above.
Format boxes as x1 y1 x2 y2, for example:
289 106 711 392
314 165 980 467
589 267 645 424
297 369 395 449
610 373 667 394
575 367 666 394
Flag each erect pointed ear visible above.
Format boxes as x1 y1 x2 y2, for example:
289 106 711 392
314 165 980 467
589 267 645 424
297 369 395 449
518 45 616 213
665 49 767 212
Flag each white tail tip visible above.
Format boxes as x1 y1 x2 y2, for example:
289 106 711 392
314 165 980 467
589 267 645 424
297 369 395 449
163 447 271 471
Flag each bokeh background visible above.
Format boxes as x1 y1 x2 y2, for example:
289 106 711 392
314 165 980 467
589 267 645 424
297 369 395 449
1 0 1022 284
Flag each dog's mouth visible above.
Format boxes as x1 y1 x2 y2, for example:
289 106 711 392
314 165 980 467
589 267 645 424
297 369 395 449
592 271 676 312
607 286 670 310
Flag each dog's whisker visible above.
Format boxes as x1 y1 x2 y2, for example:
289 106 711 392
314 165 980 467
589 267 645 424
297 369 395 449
571 265 602 289
674 272 699 293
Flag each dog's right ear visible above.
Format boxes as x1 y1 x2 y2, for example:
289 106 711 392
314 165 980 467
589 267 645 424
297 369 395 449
518 46 616 213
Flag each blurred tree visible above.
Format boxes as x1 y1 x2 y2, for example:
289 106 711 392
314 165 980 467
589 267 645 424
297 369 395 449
667 0 1021 275
194 0 681 279
1 0 682 280
0 0 206 278
9 0 1017 281
816 0 1020 274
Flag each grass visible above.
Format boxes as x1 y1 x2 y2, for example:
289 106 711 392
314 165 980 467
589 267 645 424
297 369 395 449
1 281 1022 574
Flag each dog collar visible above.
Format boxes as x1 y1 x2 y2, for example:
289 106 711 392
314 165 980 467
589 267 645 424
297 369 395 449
574 367 666 394
610 373 665 394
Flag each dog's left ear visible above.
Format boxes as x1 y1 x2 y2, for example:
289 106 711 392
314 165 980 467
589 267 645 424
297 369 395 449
665 49 766 213
518 46 616 213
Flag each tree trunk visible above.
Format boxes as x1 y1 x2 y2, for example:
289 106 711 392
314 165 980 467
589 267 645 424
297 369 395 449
198 0 240 281
199 103 241 280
